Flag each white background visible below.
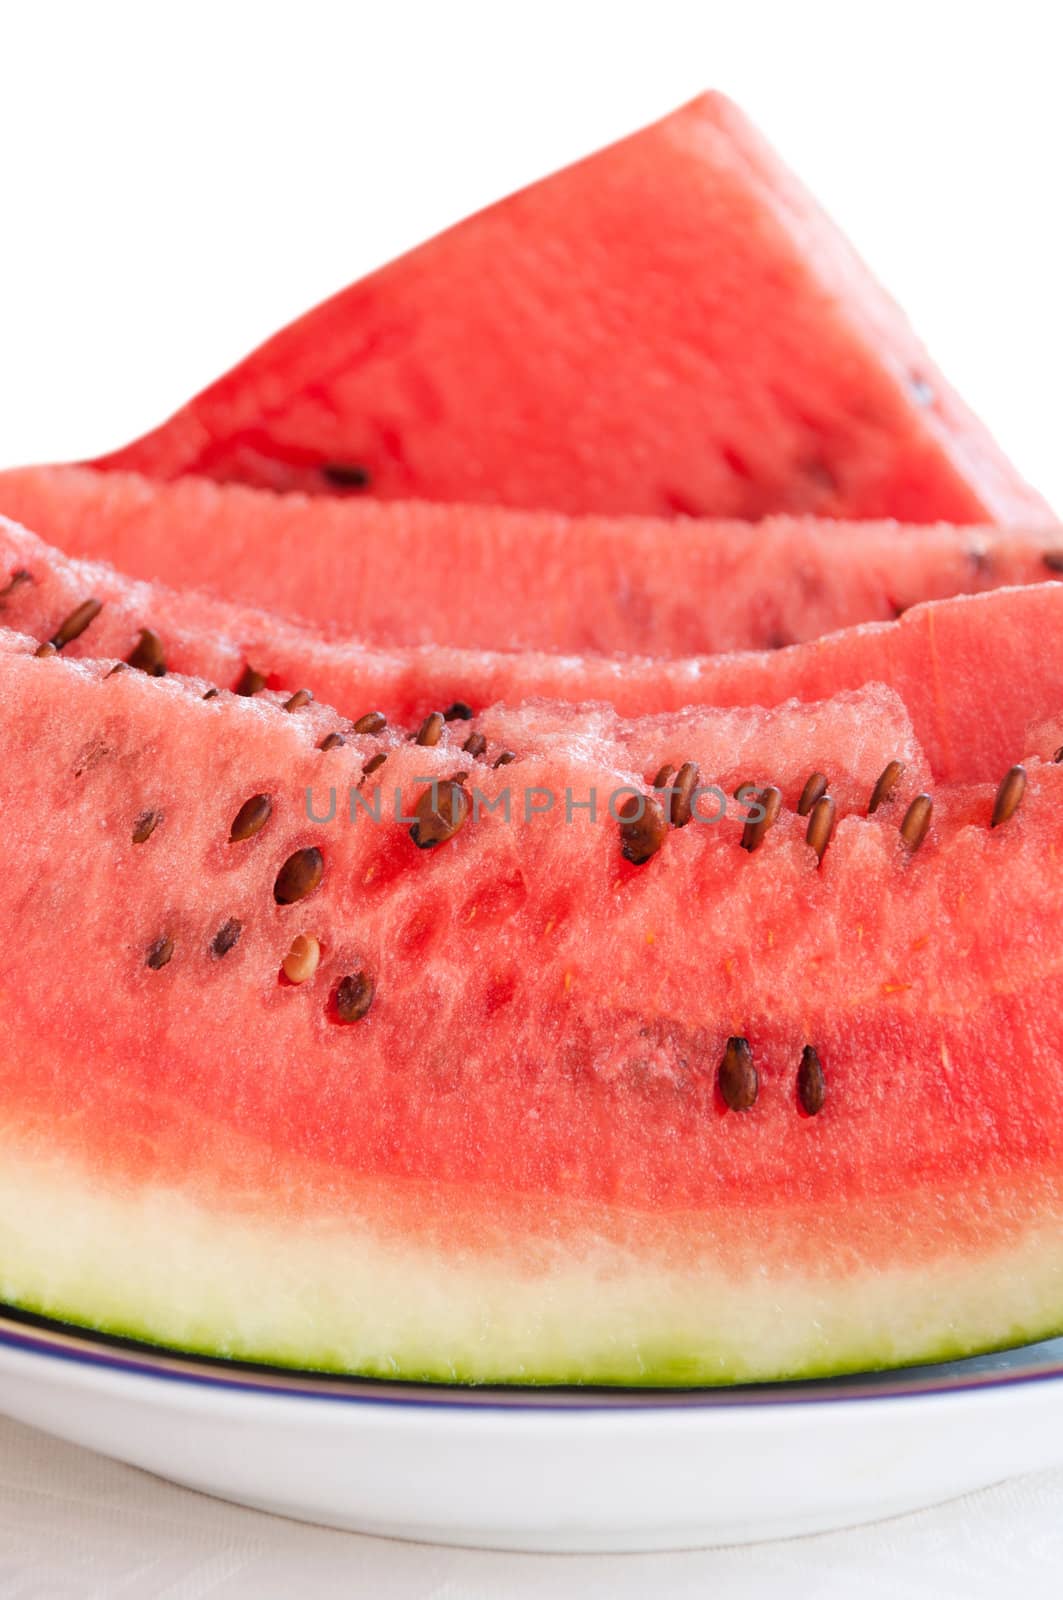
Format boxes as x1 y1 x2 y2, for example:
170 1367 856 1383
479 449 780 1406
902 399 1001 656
1 0 1061 510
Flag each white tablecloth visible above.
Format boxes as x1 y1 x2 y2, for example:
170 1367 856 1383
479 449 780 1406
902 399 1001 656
2 1416 1062 1597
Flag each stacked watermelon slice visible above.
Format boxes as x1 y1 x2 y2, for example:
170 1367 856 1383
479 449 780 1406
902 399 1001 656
1 94 1061 1385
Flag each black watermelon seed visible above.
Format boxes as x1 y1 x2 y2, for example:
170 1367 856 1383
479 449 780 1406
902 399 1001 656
274 846 324 904
105 661 129 678
868 760 905 815
127 627 166 676
321 462 370 490
334 971 375 1022
805 794 836 864
235 665 267 696
352 711 387 736
410 780 470 848
797 771 828 818
741 785 783 853
671 761 699 828
798 1045 826 1115
146 935 174 970
415 711 445 747
991 765 1027 828
0 568 32 602
34 641 57 658
493 749 516 768
652 762 676 792
283 688 313 713
229 793 273 843
319 731 346 751
132 809 160 844
210 918 242 959
202 687 219 700
51 598 102 649
619 792 668 865
462 731 487 759
1055 747 1063 764
1043 551 1063 574
719 1036 758 1112
900 794 933 852
443 701 474 722
362 751 388 777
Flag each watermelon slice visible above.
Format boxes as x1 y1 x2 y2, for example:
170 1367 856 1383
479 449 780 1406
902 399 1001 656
1 466 1060 655
88 95 1050 526
2 631 1062 1383
2 515 1062 784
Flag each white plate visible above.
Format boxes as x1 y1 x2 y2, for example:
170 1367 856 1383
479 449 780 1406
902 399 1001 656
3 1308 1063 1552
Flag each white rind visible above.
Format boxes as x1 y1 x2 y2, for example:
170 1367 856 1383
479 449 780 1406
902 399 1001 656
3 1144 1063 1383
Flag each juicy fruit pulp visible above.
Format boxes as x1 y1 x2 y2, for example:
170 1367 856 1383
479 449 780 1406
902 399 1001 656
2 516 1063 785
5 89 1062 1388
2 466 1062 655
89 96 1050 525
3 635 1063 1383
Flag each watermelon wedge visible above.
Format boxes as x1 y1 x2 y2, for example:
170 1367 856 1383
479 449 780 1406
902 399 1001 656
1 466 1061 655
2 631 1062 1383
88 95 1050 526
2 515 1062 785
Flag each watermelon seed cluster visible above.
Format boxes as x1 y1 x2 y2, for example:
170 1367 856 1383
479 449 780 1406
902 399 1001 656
15 584 1042 1032
718 1037 827 1117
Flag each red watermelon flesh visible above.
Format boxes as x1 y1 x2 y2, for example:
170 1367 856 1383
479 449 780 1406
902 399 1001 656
2 632 1063 1383
2 466 1061 656
89 95 1051 526
1 514 1061 785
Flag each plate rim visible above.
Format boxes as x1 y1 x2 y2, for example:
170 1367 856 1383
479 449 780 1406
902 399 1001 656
4 1303 1063 1412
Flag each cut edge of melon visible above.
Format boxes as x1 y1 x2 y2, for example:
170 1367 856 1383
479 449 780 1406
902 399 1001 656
3 1143 1062 1386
